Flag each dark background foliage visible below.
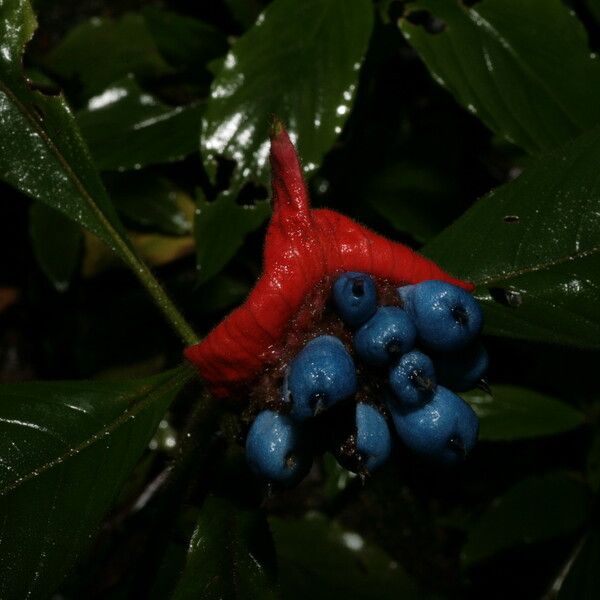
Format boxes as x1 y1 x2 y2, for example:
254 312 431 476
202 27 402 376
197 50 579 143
0 0 599 598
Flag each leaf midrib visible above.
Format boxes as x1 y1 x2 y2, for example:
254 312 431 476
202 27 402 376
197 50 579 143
474 244 600 286
0 366 193 498
0 79 136 265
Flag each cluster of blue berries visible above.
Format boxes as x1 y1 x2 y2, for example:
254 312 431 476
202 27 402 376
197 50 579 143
245 274 487 486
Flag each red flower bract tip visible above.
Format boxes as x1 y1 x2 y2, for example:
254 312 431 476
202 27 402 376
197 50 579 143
185 124 474 398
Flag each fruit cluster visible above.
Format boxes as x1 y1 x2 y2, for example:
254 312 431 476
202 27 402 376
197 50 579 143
245 275 486 486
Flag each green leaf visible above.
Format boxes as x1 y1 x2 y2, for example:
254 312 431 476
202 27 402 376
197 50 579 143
46 13 172 96
195 191 270 284
106 172 193 236
29 201 82 291
270 513 423 600
172 497 279 600
462 473 590 565
0 365 193 598
463 385 585 441
587 0 600 25
224 0 265 29
193 274 251 314
0 1 198 346
0 0 130 258
558 531 600 599
201 0 374 189
368 162 461 243
77 76 203 171
400 0 600 155
585 430 600 493
141 7 228 73
423 126 600 348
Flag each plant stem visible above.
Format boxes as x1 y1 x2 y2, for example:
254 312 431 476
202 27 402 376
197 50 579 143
126 251 199 346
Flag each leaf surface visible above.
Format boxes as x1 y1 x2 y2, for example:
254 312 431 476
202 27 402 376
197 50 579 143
201 0 374 189
0 366 193 598
77 76 203 171
172 497 279 600
462 473 590 565
400 0 600 154
424 127 600 348
464 386 585 441
0 0 131 259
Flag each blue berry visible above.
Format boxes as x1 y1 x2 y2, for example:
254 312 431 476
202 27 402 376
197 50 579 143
284 335 357 421
354 306 417 367
389 350 436 408
356 403 392 472
245 410 311 485
434 343 489 392
332 272 377 328
398 280 483 352
388 386 478 465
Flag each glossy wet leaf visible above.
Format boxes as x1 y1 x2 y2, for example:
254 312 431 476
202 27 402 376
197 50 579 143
462 473 590 565
424 126 600 348
46 13 172 96
270 514 422 600
0 365 193 599
195 191 270 284
77 76 203 171
142 7 228 73
0 0 132 259
400 0 600 155
106 172 194 236
172 496 279 600
463 385 585 441
29 201 82 291
201 0 374 189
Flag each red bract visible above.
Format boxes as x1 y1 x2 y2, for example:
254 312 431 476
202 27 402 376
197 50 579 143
185 122 474 398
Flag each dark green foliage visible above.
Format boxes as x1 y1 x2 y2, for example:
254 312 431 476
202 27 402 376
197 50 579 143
0 0 599 597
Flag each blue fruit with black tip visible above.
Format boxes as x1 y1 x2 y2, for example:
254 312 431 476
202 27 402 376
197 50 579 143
356 403 392 472
284 335 357 421
332 271 378 328
388 386 479 465
245 410 312 485
354 307 417 367
434 343 489 392
398 280 483 352
389 350 436 408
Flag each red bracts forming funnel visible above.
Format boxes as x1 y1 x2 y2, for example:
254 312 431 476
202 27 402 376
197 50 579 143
185 122 473 398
